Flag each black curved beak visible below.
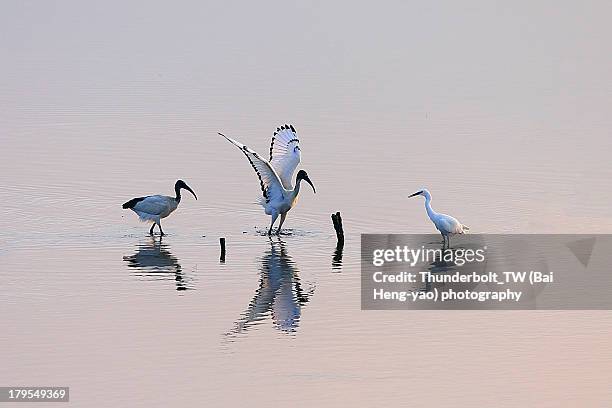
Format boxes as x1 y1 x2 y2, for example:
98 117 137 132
304 176 316 194
408 191 421 198
184 184 198 200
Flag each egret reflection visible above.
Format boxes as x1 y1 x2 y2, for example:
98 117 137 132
227 237 314 337
416 237 543 308
123 237 192 291
419 244 487 294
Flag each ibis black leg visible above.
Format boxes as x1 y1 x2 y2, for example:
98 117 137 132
268 213 279 236
277 213 287 235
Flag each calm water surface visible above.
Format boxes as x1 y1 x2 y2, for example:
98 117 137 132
2 1 612 406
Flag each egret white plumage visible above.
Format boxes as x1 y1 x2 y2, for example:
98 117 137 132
219 124 315 235
122 180 197 236
409 188 469 248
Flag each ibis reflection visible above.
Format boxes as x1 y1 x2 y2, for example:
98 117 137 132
227 237 314 337
123 237 192 291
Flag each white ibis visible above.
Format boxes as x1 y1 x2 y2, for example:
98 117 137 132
122 180 197 236
409 188 469 248
219 124 315 235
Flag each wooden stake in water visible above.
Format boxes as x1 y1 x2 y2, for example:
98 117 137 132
219 237 226 262
331 212 344 270
331 212 344 246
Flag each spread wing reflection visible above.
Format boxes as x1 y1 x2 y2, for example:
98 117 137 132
227 237 314 337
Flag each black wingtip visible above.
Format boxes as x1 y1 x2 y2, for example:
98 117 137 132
122 196 146 209
290 124 295 132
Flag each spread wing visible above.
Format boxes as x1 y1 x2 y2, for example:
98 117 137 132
269 124 301 189
219 133 285 203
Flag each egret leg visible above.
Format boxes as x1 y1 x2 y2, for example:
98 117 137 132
159 223 165 236
277 213 287 235
149 223 156 235
268 213 279 236
443 235 450 250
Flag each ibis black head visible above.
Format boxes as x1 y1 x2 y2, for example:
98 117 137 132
296 170 316 193
175 179 197 200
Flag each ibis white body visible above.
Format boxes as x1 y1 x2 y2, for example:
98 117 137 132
409 189 469 248
130 195 179 223
122 180 197 235
219 124 315 235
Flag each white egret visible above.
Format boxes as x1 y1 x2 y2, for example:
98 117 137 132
122 180 197 236
219 125 315 235
409 188 469 248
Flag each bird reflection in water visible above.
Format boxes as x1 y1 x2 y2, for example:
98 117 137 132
332 238 344 272
227 237 314 337
419 237 545 307
416 237 490 297
123 237 192 291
